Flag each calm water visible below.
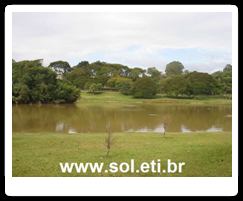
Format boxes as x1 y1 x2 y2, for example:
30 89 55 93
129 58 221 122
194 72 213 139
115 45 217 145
13 105 232 134
13 104 232 133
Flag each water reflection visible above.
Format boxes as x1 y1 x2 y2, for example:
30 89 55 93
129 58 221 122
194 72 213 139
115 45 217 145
206 126 223 132
181 125 191 133
68 127 77 134
55 122 64 132
13 104 232 133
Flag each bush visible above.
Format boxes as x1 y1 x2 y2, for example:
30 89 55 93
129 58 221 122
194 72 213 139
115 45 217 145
186 72 218 95
165 61 184 76
132 77 157 98
55 80 80 103
106 77 118 89
64 67 90 89
12 60 80 104
107 77 133 95
160 75 189 97
116 80 133 95
88 83 103 94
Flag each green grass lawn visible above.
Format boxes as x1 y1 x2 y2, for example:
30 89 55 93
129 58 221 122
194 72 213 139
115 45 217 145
13 132 232 177
78 91 232 106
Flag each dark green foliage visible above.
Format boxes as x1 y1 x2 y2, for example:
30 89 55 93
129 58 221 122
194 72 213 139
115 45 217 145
13 60 80 104
147 67 161 79
212 64 232 94
13 59 232 102
116 79 133 95
128 67 146 81
132 77 157 98
165 61 184 76
64 67 91 89
75 61 89 68
48 60 71 75
161 71 225 97
223 64 232 73
186 72 218 95
55 80 81 103
67 61 131 88
161 75 189 97
13 83 30 104
147 67 162 93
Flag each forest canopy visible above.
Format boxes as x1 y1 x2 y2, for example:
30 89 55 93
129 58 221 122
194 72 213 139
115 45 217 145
12 60 80 104
12 59 232 103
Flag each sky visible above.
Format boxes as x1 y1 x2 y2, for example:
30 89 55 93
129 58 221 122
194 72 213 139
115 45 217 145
12 12 232 73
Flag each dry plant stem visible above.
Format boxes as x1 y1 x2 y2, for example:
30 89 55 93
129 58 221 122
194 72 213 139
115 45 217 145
106 122 112 157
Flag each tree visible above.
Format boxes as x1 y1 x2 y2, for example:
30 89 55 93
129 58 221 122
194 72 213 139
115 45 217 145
116 79 133 95
13 60 80 104
147 67 161 91
212 64 232 94
75 61 89 68
88 83 103 94
64 67 91 89
95 65 112 86
223 64 232 73
147 67 161 79
106 77 118 89
186 72 217 95
48 61 71 76
132 77 157 98
165 61 184 76
222 64 232 94
129 67 146 81
161 75 189 97
107 77 133 95
13 61 57 103
13 83 31 104
55 80 81 103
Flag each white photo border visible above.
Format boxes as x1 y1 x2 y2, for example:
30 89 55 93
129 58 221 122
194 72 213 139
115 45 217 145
5 5 238 196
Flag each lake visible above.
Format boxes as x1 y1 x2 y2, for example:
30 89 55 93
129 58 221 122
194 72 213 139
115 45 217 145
13 104 232 133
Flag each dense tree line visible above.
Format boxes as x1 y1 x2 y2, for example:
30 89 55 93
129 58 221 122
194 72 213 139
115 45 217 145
12 60 80 103
62 60 231 98
12 59 232 103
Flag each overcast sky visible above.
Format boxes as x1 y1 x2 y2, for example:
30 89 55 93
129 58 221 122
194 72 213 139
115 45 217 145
12 12 232 73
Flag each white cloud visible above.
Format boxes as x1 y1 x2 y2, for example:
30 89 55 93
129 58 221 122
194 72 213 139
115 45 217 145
12 12 232 72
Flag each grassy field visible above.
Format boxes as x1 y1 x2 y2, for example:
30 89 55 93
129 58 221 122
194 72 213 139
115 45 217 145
13 132 232 177
78 91 232 106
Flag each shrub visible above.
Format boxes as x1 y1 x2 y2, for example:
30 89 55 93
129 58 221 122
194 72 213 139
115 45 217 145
160 75 189 97
55 80 80 103
88 83 103 94
132 77 157 98
107 77 133 95
186 72 218 95
12 60 80 103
